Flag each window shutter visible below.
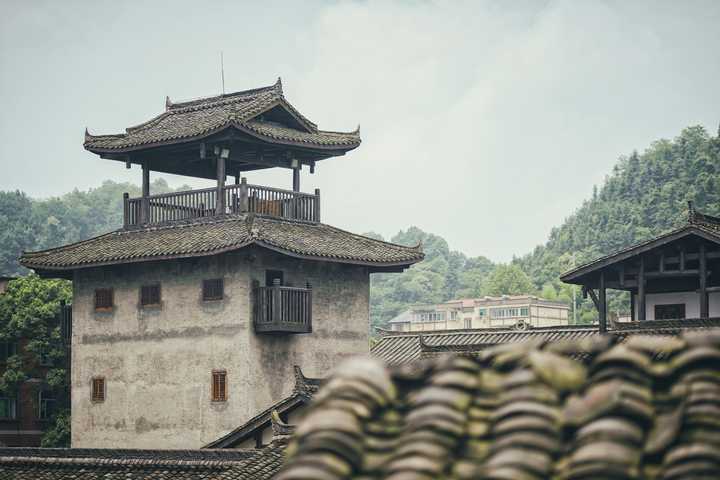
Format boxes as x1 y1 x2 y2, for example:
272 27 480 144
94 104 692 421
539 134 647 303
92 378 105 402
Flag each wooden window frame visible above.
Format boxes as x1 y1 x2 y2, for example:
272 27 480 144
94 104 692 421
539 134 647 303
211 370 227 402
140 283 162 308
94 288 114 312
202 278 224 302
91 377 106 403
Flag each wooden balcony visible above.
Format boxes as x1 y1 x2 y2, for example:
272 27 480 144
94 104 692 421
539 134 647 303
253 281 312 334
123 179 320 228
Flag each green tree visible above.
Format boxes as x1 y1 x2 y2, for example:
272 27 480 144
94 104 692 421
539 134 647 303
0 275 72 447
480 264 536 296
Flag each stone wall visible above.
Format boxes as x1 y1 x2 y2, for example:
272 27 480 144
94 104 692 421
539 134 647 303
70 246 369 448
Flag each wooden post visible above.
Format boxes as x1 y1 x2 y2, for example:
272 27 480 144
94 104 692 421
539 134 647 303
630 291 636 322
234 174 240 185
239 177 249 213
700 242 708 318
216 155 226 216
123 192 129 228
638 256 646 321
292 167 300 192
306 282 313 332
272 278 282 324
599 271 607 333
141 163 150 224
314 188 321 223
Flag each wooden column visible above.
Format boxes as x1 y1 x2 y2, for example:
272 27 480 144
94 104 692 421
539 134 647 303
638 256 646 321
700 242 708 318
292 167 300 192
599 271 607 333
239 177 248 213
314 188 321 223
630 291 636 322
216 155 226 216
141 163 150 224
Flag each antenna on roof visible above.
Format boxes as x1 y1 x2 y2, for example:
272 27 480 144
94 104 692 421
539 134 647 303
220 51 226 95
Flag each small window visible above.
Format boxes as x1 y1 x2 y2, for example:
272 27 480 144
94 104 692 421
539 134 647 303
478 308 486 317
203 279 224 301
38 346 53 367
520 307 529 316
464 318 472 329
95 288 113 311
38 391 57 420
140 284 161 307
0 395 17 419
92 377 106 402
655 304 685 320
212 370 227 402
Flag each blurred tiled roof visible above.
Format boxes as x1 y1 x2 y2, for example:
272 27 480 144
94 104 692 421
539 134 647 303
371 319 720 364
84 78 361 152
20 215 423 273
0 446 283 480
280 329 720 479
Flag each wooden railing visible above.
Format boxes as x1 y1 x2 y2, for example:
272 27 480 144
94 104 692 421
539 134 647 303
123 179 320 227
253 280 312 334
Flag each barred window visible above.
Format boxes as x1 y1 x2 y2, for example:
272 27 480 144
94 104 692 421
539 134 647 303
140 284 161 307
92 377 105 402
212 370 227 402
94 288 113 311
203 279 224 301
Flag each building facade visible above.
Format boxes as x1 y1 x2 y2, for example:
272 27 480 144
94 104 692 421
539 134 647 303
388 295 570 332
20 79 422 448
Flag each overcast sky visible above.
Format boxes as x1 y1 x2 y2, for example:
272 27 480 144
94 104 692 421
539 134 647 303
1 0 718 262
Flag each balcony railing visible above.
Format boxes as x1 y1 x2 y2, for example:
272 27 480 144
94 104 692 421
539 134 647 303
123 179 320 228
253 280 312 334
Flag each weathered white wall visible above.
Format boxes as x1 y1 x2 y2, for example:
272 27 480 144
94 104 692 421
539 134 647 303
71 246 369 448
635 291 720 320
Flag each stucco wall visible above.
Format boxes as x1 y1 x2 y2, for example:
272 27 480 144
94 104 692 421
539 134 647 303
634 291 720 320
70 246 369 448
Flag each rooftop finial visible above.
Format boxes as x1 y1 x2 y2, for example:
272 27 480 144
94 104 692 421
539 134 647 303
165 96 172 111
84 127 91 142
275 76 283 94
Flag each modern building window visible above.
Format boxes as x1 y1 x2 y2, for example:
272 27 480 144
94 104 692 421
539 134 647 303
140 284 161 307
655 304 685 320
520 307 529 316
0 342 17 363
490 307 529 319
413 311 446 323
38 391 57 420
464 318 472 329
203 278 224 301
0 394 17 419
450 311 458 320
92 377 106 402
94 288 113 311
478 308 486 317
212 370 227 402
38 347 53 367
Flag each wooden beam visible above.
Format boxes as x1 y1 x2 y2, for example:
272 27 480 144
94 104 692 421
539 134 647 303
599 271 607 333
638 256 646 321
630 291 635 322
700 242 708 318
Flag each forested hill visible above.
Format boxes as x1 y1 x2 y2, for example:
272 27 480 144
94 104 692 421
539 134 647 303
1 125 718 329
515 125 720 293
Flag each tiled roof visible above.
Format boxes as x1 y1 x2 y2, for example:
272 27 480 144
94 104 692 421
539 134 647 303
371 319 720 364
561 205 720 282
279 328 720 479
205 366 323 449
83 78 361 152
20 215 424 273
0 446 283 479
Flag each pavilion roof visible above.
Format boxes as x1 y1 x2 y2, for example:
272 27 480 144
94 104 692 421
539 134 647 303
561 205 720 284
84 78 361 153
19 214 423 276
280 328 720 479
